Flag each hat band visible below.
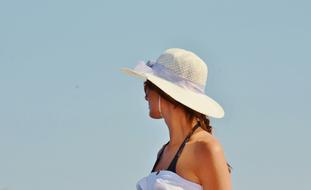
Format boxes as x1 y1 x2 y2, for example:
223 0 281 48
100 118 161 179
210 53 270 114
134 61 205 94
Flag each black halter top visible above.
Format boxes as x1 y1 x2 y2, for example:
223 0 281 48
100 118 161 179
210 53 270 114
151 123 201 175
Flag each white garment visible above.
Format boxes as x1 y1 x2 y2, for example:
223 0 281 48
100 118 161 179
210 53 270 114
136 170 203 190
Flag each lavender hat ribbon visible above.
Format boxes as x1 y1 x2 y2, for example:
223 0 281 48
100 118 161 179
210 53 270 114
133 60 205 94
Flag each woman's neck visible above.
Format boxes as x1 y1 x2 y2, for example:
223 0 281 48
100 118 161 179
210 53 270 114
163 111 198 148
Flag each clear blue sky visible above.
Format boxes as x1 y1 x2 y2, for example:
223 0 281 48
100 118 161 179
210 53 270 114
0 0 310 190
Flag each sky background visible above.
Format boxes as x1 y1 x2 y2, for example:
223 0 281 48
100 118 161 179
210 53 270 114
0 0 310 190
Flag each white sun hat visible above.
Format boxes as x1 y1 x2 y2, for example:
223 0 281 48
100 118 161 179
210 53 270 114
120 48 225 119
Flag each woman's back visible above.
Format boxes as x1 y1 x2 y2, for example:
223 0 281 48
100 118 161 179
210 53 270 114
152 126 221 186
136 126 226 190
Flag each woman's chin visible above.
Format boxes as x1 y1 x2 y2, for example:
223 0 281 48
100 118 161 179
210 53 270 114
149 112 162 119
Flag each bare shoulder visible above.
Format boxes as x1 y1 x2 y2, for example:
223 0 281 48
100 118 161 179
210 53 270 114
189 131 232 190
186 130 227 172
191 131 224 155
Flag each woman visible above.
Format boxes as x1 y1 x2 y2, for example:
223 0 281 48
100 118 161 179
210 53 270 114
121 48 232 190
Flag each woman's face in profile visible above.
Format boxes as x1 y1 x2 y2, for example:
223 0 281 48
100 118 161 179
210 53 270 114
144 82 162 119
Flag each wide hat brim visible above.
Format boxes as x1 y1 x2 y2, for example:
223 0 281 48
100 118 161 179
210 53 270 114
120 67 225 119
